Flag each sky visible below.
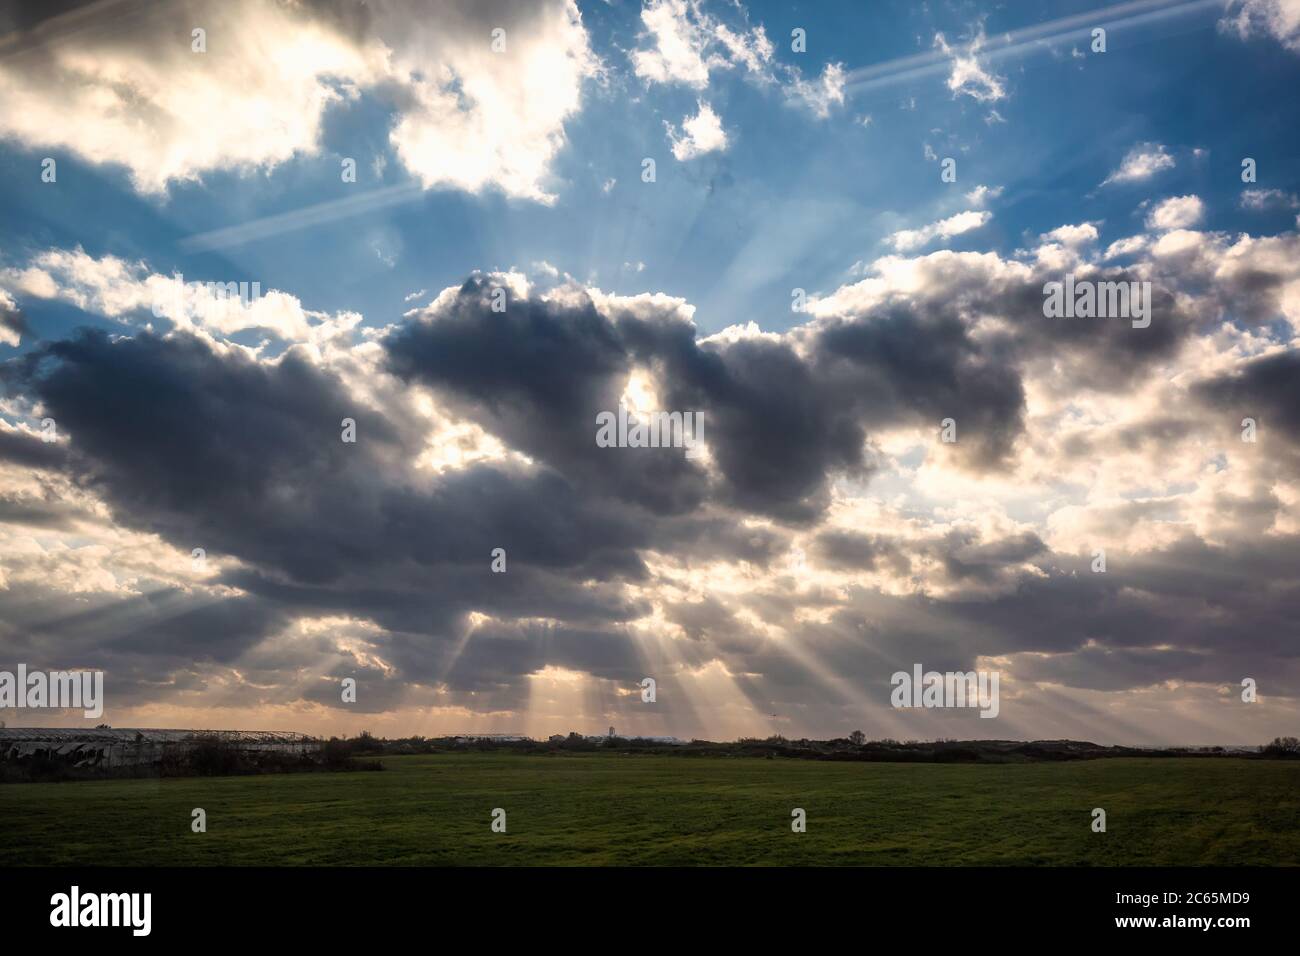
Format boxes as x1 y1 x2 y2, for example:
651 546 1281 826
1 0 1299 745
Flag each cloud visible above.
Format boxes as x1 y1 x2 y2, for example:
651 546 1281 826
667 101 728 160
630 0 844 118
8 200 1300 738
887 211 992 252
1 247 347 345
934 28 1006 102
0 0 598 203
1102 142 1176 186
0 289 25 347
787 63 847 119
632 0 717 87
1195 351 1300 444
0 0 385 195
1040 223 1100 247
1220 0 1300 53
382 0 600 203
964 184 1004 208
1146 195 1206 231
631 0 769 88
1240 187 1300 210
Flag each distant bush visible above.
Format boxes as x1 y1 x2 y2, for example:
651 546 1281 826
1263 736 1300 757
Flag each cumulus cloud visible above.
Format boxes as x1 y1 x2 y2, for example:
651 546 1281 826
0 0 382 194
1 247 350 345
630 0 845 118
1040 223 1099 247
1240 187 1300 210
631 0 773 87
0 289 25 347
1146 195 1206 231
7 203 1300 739
632 0 718 87
1102 142 1176 186
787 63 847 118
1220 0 1300 53
964 184 1004 208
383 0 599 203
887 211 992 252
0 0 598 203
667 101 728 160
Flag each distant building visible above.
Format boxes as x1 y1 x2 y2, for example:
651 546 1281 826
581 732 685 745
0 728 319 769
445 734 531 744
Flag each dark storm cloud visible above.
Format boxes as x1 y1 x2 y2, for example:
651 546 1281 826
0 427 67 470
0 323 668 703
973 269 1188 392
0 487 93 530
933 528 1046 585
653 328 877 521
0 0 124 37
6 258 1299 727
445 620 642 691
10 329 400 581
811 303 1025 470
4 325 660 582
388 276 1035 521
0 295 27 340
386 276 708 515
646 513 786 566
652 521 1300 717
0 580 286 673
1194 351 1300 446
0 0 172 63
812 530 911 574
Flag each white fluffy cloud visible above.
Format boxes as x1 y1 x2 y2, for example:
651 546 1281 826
0 0 382 195
1 248 354 346
1240 187 1300 210
633 0 719 87
1040 223 1100 247
964 184 1004 208
886 210 992 252
1102 142 1176 186
1146 195 1206 231
787 63 847 118
631 0 844 118
934 29 1006 102
0 290 20 347
383 1 599 203
1220 0 1300 53
632 0 771 87
667 101 728 160
0 0 598 203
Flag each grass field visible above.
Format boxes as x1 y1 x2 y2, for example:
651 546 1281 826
3 753 1299 866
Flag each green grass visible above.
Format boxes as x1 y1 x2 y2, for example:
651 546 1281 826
2 754 1298 865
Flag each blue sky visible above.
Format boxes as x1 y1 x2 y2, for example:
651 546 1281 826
2 0 1300 744
5 0 1298 344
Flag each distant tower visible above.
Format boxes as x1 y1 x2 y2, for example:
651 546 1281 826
608 725 615 738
